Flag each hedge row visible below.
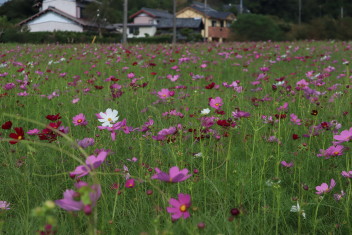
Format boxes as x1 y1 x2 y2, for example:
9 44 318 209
0 31 121 43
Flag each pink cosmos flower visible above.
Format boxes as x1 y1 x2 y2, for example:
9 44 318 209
232 110 251 119
72 98 80 104
296 79 309 89
157 88 174 99
0 201 10 210
55 182 101 215
70 151 108 178
27 128 40 135
277 102 288 112
209 97 223 110
290 113 301 125
77 138 95 149
280 161 294 168
341 171 352 178
317 145 344 159
72 113 88 126
315 179 336 195
333 127 352 144
167 194 191 220
125 179 135 188
151 166 192 183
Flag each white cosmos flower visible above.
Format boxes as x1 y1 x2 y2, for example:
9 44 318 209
290 202 306 219
98 108 119 127
201 108 210 115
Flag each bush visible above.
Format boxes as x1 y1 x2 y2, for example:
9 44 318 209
128 35 172 44
0 31 121 44
231 14 285 41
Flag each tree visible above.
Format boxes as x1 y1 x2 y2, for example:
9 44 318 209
231 14 284 41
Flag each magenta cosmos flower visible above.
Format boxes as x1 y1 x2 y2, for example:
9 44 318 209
70 150 108 178
151 166 192 183
315 179 336 195
72 113 88 126
157 88 174 99
333 127 352 144
317 145 344 159
55 182 101 215
209 97 223 110
167 193 191 220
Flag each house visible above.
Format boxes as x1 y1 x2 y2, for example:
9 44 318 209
18 0 105 32
176 1 236 42
114 7 203 39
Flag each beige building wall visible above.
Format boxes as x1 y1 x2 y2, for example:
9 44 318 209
28 22 83 32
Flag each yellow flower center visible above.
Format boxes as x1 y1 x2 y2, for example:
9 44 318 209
333 151 339 155
77 119 82 123
18 136 22 140
215 103 219 106
180 204 187 212
108 118 112 122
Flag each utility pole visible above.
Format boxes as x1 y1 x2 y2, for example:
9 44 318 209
298 0 302 25
204 0 207 41
239 0 243 14
172 0 176 45
122 0 128 44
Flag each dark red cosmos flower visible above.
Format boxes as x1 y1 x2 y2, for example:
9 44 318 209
132 61 138 66
205 82 215 89
94 85 104 90
150 72 157 76
320 122 330 130
46 113 61 121
217 120 231 127
9 127 25 144
1 121 12 130
275 114 287 119
292 134 300 140
215 110 225 115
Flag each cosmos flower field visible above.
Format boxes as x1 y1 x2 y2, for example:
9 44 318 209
0 41 352 234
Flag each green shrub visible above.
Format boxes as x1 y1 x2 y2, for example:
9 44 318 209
0 31 121 43
231 14 285 41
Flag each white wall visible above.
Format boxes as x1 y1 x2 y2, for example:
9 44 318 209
128 26 157 38
42 0 77 17
27 12 83 32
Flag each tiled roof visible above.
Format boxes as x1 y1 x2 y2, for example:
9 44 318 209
130 7 173 19
141 7 173 18
190 1 233 20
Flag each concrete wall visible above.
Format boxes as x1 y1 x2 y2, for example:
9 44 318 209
128 26 157 38
133 14 154 24
42 0 77 17
27 12 83 32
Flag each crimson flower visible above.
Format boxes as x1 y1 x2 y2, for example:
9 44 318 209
46 113 61 121
1 121 12 129
9 127 25 144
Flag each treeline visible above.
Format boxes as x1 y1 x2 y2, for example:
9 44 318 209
2 0 352 42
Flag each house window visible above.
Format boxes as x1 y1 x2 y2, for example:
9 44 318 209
130 27 140 35
211 20 217 27
220 21 224 27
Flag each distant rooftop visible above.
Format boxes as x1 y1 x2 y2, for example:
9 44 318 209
190 1 234 20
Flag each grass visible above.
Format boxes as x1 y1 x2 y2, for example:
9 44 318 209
0 41 351 234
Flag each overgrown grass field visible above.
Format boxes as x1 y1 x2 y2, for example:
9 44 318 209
0 41 351 234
